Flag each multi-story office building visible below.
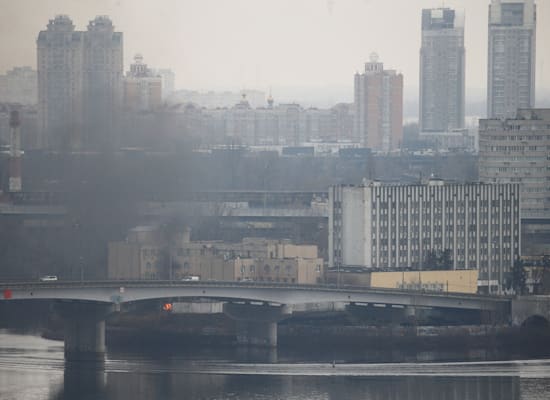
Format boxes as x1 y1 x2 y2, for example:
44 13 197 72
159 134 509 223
225 94 257 145
420 8 465 132
170 89 266 109
487 0 536 119
354 53 403 152
329 180 521 292
37 15 122 151
119 94 355 149
0 67 37 105
123 54 162 112
152 68 175 100
479 108 550 220
108 227 323 284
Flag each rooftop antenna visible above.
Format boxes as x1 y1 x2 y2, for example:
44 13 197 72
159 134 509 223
540 57 545 101
267 86 274 108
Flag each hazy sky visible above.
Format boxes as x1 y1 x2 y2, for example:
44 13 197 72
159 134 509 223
1 0 549 103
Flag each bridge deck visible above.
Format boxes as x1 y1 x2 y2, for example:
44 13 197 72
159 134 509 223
1 281 509 311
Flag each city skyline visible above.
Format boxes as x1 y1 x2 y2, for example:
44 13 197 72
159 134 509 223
1 0 549 108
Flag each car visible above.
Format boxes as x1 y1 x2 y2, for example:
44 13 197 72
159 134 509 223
181 275 200 281
39 275 58 282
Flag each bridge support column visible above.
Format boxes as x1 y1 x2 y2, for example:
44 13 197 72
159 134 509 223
55 302 115 362
236 320 277 347
404 306 417 323
223 303 292 347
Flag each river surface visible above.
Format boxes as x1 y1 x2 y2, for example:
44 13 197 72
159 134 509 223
1 331 550 399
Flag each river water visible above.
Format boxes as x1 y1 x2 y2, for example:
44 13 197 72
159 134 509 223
1 331 550 400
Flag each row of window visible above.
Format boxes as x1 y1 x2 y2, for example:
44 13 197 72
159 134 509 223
485 133 550 139
239 277 297 283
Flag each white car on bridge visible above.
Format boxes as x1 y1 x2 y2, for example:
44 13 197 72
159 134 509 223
39 275 58 282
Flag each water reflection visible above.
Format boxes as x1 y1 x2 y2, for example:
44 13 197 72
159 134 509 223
53 370 528 400
1 333 550 400
235 346 278 363
56 363 107 400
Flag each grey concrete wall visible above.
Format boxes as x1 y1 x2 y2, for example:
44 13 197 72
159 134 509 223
511 296 550 326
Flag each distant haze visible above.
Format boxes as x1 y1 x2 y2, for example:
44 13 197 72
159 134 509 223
1 0 549 109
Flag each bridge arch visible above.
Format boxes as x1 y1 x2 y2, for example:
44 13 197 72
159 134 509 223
521 314 550 329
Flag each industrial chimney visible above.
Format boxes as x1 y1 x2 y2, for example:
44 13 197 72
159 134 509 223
8 110 22 192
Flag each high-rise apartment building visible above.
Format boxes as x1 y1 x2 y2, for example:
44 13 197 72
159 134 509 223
37 16 82 150
0 67 37 105
329 180 521 292
420 8 465 132
479 108 550 220
123 54 162 112
82 16 123 150
354 54 403 152
37 15 122 151
487 0 536 119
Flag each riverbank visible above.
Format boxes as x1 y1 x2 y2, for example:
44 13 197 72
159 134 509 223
100 313 550 360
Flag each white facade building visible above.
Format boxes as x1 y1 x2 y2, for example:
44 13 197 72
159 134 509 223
329 180 521 292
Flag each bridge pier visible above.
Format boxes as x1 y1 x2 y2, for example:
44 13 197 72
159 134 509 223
223 303 291 347
55 302 115 362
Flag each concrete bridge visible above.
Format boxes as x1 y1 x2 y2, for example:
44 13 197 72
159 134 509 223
1 281 509 361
